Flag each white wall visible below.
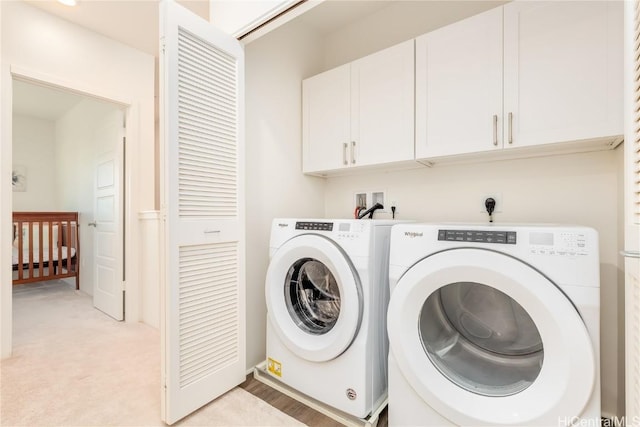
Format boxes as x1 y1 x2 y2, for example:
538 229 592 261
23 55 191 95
244 19 326 369
324 149 625 417
55 99 122 296
12 115 57 211
1 1 155 357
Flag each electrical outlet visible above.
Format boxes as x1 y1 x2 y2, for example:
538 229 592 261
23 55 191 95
355 192 367 209
480 193 503 213
372 191 385 207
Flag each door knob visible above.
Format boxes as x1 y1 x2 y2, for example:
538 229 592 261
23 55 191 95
88 221 97 227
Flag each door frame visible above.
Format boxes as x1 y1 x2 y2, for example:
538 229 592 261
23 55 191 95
1 65 139 357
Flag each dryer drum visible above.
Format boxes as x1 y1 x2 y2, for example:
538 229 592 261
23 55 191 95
418 281 544 397
284 258 341 335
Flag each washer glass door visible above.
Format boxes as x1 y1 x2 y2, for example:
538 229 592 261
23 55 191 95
285 258 341 335
266 234 362 362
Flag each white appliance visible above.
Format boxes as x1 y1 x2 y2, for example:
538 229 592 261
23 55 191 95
265 218 395 418
387 224 600 427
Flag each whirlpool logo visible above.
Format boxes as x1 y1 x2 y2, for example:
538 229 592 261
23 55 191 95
404 231 424 238
277 223 289 228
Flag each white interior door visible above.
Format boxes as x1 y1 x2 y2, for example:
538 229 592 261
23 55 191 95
160 1 245 424
93 110 124 321
624 1 640 422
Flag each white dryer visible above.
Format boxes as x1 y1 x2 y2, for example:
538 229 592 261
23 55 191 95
265 218 395 418
387 224 600 427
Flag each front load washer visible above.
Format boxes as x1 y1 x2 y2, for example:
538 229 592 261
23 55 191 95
265 218 395 418
387 224 600 427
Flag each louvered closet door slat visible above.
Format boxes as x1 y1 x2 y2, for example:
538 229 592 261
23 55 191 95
178 29 238 220
161 1 245 424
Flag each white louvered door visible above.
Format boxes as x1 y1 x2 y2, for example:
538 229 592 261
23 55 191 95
625 1 640 423
159 1 245 424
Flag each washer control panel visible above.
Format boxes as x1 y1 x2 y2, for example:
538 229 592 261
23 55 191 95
295 221 333 231
438 229 517 244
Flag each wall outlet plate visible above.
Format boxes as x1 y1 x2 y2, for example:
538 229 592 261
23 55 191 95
372 191 385 207
355 192 367 209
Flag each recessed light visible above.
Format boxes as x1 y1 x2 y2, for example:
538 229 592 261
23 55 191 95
57 0 77 6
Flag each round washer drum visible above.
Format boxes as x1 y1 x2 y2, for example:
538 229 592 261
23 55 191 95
266 234 363 363
387 248 595 426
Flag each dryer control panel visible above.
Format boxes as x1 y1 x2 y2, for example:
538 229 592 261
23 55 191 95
528 231 589 257
438 229 517 244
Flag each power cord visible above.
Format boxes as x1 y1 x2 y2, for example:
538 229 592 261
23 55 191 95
485 198 496 223
391 205 396 219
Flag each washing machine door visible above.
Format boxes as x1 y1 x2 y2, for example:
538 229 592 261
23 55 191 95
266 234 363 362
387 248 596 426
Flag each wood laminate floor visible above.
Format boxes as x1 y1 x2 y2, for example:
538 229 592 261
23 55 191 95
240 374 389 427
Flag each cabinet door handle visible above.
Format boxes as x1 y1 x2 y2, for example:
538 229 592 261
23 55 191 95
351 141 356 164
508 112 513 144
493 115 498 146
621 250 640 259
343 143 348 165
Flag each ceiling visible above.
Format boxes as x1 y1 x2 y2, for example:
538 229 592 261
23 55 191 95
12 80 85 121
24 0 210 56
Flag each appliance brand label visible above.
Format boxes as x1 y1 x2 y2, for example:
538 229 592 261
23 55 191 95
404 231 424 238
267 357 282 377
277 223 289 228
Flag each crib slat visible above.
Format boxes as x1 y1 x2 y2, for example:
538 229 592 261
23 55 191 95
12 212 80 288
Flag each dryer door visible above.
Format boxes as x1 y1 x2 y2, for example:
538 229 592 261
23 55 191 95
266 234 363 362
387 248 596 426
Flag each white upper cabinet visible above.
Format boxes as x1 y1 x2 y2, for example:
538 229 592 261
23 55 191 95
351 40 415 168
302 64 351 173
416 1 623 160
503 1 623 149
303 40 415 175
415 7 503 158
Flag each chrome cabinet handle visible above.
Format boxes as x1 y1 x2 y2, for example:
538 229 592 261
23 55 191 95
493 115 498 146
343 143 348 165
204 230 220 234
88 221 97 227
351 141 356 164
621 250 640 258
508 112 513 144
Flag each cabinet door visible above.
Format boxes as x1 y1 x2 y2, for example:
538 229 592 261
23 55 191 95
503 1 623 148
302 64 351 174
351 39 415 166
415 7 503 159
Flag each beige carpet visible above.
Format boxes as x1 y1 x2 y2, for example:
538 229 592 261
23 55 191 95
1 280 304 427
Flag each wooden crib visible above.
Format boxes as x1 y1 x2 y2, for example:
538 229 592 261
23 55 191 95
12 212 80 289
